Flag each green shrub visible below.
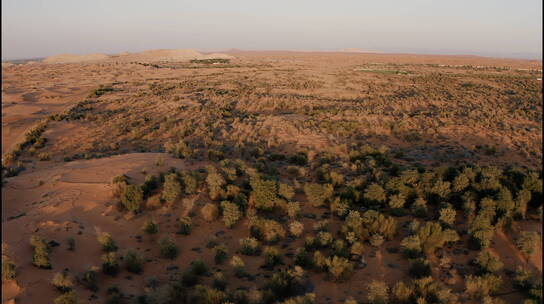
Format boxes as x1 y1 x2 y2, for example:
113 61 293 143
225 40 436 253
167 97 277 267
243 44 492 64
159 237 179 259
474 251 503 274
188 285 227 304
294 248 312 268
367 280 389 304
364 183 387 205
239 237 261 256
53 291 78 304
213 271 227 290
289 221 304 238
466 274 502 299
439 207 456 226
286 201 301 218
178 216 191 235
279 183 295 200
2 256 16 280
326 256 352 281
517 231 540 257
30 235 51 269
250 219 286 243
125 249 144 274
80 266 99 291
250 176 279 210
263 246 282 269
52 271 74 292
230 255 246 278
142 220 158 235
122 184 143 212
207 166 226 200
162 173 183 204
214 245 228 264
304 183 333 207
97 232 118 252
220 201 241 228
101 252 120 276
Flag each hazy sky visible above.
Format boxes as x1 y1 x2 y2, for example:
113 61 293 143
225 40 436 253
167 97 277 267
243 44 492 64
2 0 542 60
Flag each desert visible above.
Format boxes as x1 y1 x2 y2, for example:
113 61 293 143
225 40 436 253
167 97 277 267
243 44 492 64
1 48 542 304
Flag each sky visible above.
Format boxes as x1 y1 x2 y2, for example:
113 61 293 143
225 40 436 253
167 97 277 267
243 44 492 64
2 0 542 60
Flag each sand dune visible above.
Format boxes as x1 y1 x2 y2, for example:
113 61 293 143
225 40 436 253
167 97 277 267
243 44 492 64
42 49 233 64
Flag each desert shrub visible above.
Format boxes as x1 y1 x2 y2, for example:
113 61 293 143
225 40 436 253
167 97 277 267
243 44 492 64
317 231 333 247
474 251 503 274
280 293 316 304
350 242 365 257
52 270 74 292
279 183 295 200
97 232 118 252
392 281 413 303
181 171 198 194
164 139 192 158
294 248 312 268
30 235 51 269
239 237 261 256
412 197 428 217
369 234 385 247
516 231 540 257
313 251 328 272
178 216 191 235
466 274 502 299
287 201 301 218
367 280 389 304
214 245 228 264
230 255 246 278
79 266 99 291
304 236 317 251
53 291 78 304
400 235 422 258
213 271 227 290
189 259 209 276
143 174 159 195
207 166 226 200
263 246 282 269
330 197 351 218
514 189 531 219
162 173 183 204
142 219 158 235
201 203 219 222
289 221 304 238
188 285 226 304
341 210 363 241
125 249 144 274
220 201 241 228
409 258 432 278
250 176 279 210
415 221 459 254
2 256 16 280
388 193 406 209
158 237 179 259
101 252 120 276
326 256 353 281
361 210 397 240
304 183 333 207
439 207 456 227
122 184 143 212
332 239 349 258
250 219 286 243
264 268 304 301
289 152 308 166
468 213 495 249
364 183 387 205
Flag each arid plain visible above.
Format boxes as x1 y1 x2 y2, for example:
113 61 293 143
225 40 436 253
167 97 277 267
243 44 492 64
2 50 542 304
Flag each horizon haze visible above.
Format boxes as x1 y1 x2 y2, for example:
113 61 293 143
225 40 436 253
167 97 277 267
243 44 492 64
2 0 542 60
